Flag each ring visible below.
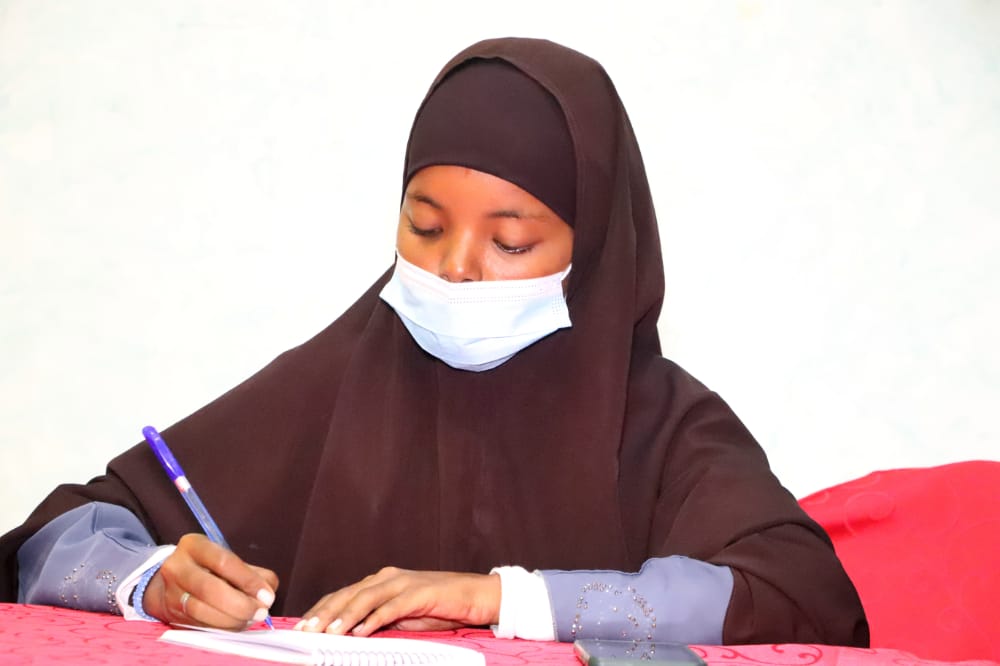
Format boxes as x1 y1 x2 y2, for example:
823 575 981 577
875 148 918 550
180 591 191 615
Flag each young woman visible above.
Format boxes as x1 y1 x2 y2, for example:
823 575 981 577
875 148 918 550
0 38 868 647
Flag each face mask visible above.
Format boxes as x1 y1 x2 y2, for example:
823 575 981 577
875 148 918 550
379 253 572 372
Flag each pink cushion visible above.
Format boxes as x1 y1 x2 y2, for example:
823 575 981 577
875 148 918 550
799 461 1000 662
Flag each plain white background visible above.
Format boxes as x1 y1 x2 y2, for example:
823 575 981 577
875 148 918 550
1 1 998 534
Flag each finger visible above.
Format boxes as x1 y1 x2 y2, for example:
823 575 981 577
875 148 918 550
179 557 269 625
346 571 500 634
296 589 354 633
141 568 250 630
177 585 268 631
296 568 392 632
389 618 464 632
346 585 430 637
330 577 422 636
298 569 408 634
158 535 274 627
248 564 280 593
180 534 276 610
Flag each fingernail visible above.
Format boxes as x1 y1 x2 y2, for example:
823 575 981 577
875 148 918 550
257 589 275 606
324 618 343 634
293 620 306 631
253 608 268 623
306 616 320 630
351 621 365 635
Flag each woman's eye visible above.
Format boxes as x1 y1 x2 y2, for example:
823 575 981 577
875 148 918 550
494 239 533 255
408 220 440 238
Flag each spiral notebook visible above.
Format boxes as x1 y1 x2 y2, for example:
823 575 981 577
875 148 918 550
159 627 486 666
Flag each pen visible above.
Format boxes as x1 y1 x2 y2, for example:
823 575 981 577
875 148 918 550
142 425 275 630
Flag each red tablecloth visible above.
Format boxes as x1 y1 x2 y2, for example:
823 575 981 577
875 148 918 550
0 604 996 666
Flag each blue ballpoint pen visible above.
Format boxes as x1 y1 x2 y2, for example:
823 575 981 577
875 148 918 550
142 425 275 630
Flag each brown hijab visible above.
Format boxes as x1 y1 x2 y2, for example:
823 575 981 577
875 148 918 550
0 38 867 646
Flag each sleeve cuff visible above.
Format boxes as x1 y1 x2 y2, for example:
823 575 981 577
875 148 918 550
540 557 733 644
490 565 556 641
115 545 175 621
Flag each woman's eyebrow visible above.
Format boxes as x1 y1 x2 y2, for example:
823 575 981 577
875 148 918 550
405 192 442 209
406 192 543 221
487 208 545 220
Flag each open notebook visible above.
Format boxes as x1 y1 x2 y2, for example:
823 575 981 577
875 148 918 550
160 627 487 666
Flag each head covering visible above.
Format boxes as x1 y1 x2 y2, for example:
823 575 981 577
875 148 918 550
404 59 576 226
0 38 867 646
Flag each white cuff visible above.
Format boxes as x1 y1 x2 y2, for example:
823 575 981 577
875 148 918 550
490 565 556 641
115 545 175 621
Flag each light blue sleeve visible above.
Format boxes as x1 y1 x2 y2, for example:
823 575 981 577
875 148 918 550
17 502 160 613
541 556 733 644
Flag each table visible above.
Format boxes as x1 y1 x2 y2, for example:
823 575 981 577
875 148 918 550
0 604 995 665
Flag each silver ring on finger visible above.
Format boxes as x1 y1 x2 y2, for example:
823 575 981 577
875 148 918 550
180 591 191 616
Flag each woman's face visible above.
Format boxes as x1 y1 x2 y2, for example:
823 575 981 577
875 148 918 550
397 165 573 281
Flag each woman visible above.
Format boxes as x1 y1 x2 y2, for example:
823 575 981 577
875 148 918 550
0 38 868 646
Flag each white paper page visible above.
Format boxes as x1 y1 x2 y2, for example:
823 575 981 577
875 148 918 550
159 627 486 666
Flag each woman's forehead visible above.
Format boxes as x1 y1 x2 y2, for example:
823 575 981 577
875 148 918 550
405 165 567 223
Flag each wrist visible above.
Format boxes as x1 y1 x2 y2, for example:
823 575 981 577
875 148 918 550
132 562 165 622
485 572 502 625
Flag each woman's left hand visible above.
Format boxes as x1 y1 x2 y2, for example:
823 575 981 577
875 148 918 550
296 567 501 636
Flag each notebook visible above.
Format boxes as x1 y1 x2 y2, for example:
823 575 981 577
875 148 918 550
159 627 487 666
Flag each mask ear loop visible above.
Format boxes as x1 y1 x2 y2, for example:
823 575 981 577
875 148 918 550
560 263 573 298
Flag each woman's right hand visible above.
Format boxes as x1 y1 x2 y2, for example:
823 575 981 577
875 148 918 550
141 533 278 629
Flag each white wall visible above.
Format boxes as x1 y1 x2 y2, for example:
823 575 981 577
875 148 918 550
2 1 998 534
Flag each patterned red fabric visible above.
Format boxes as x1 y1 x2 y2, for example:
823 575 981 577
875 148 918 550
800 461 1000 662
1 604 996 665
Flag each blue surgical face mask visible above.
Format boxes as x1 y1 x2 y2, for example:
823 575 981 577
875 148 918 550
379 253 572 372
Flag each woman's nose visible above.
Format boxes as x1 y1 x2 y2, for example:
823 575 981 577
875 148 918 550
438 237 482 282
